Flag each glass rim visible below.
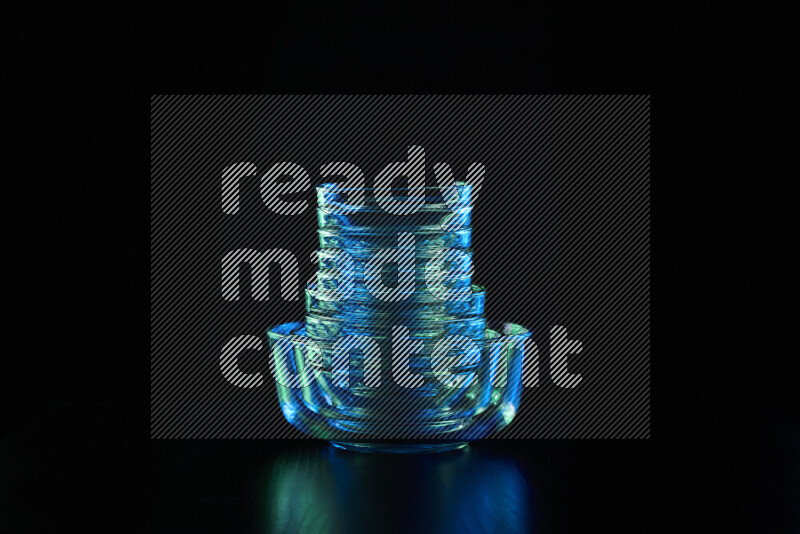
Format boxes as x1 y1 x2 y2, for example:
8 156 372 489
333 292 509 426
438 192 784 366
316 181 469 193
306 282 486 294
266 321 530 345
317 226 472 235
305 313 487 327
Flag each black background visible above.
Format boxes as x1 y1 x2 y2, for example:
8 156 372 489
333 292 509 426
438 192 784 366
4 3 798 533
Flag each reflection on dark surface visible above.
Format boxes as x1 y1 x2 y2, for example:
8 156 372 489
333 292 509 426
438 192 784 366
26 403 800 533
259 444 535 534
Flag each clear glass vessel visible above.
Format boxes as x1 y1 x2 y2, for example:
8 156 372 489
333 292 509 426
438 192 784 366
268 184 531 453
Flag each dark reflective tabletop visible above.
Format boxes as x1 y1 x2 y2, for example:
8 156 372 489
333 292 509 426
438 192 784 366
2 403 798 533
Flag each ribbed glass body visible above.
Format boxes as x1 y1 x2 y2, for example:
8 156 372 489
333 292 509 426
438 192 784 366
267 184 530 453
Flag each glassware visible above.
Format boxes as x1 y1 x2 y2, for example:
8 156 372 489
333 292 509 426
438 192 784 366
268 183 531 453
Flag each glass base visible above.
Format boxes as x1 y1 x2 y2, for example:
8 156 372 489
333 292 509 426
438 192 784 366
329 441 469 454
